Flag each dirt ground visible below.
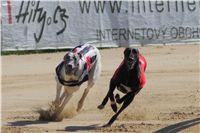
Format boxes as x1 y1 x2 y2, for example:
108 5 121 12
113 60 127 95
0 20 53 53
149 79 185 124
1 44 200 133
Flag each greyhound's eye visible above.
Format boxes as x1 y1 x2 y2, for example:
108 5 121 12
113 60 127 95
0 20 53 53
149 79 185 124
73 56 77 62
65 56 70 61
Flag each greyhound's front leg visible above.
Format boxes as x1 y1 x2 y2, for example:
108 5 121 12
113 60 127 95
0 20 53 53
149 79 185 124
54 92 73 117
98 80 117 112
59 91 66 104
77 83 94 112
77 87 90 112
54 83 62 106
97 94 109 110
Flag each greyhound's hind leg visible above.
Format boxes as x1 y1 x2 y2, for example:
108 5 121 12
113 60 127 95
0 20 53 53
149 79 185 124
105 93 135 126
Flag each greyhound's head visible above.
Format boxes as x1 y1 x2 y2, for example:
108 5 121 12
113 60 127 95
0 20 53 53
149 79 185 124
124 48 139 70
63 52 80 75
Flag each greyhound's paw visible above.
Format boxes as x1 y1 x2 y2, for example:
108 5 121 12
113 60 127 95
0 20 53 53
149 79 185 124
115 93 120 103
77 101 83 112
51 113 63 122
53 100 60 107
111 103 118 113
102 123 111 128
76 108 81 113
50 113 57 121
97 104 104 110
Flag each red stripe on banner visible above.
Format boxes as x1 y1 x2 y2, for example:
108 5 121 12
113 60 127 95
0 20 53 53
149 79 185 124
7 0 12 24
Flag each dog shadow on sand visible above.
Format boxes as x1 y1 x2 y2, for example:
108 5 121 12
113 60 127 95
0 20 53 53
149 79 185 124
6 119 49 126
154 117 200 133
59 124 102 132
6 118 104 132
62 117 200 132
6 116 200 132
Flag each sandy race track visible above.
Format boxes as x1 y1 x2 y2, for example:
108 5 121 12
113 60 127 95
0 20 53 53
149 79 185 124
1 44 200 133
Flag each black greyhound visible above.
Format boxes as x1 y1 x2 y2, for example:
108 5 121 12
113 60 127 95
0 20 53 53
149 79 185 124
98 48 147 126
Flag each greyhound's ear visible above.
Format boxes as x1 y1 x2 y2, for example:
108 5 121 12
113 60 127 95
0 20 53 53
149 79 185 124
63 52 69 61
63 54 67 61
124 48 131 58
132 48 139 55
74 53 80 61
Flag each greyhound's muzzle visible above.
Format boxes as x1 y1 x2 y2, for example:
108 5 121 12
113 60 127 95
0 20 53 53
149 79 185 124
65 64 74 75
125 58 136 70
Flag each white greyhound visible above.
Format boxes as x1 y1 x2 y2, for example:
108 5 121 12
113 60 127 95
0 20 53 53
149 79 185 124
53 43 101 119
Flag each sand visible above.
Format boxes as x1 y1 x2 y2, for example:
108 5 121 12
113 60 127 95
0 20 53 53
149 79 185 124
1 44 200 133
